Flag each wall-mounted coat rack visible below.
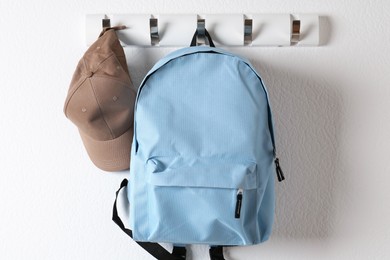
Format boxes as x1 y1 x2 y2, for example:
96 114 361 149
86 14 320 47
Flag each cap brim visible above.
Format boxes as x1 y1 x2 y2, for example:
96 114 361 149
79 127 133 172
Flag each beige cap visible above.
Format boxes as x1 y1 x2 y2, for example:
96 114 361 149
64 27 136 172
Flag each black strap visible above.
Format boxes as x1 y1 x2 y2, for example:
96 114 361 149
172 246 187 259
209 246 225 260
113 179 183 260
190 29 216 47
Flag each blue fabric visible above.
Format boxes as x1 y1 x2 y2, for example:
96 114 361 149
128 46 276 246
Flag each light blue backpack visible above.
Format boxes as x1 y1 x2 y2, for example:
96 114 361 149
113 30 284 260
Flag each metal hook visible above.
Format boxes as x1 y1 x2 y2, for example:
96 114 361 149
102 15 111 29
150 17 159 46
244 19 253 45
197 19 206 45
291 20 300 45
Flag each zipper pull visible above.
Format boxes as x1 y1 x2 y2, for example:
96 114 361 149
235 189 243 218
275 158 285 182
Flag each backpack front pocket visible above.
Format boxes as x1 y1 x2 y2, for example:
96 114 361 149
143 156 261 245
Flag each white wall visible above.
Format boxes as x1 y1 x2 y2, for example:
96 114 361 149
1 0 389 259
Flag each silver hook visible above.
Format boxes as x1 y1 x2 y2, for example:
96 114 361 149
197 19 206 45
150 18 159 46
244 19 253 45
291 20 301 45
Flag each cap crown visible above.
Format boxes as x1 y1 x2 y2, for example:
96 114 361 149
64 29 135 141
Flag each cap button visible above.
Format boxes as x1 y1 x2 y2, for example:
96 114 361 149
85 71 94 78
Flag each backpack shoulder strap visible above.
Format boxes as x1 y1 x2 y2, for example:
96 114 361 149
209 246 226 260
112 179 184 260
113 180 229 259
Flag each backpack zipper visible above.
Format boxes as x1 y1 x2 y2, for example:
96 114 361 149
275 158 285 182
235 189 243 218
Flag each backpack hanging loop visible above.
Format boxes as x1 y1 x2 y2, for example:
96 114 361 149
190 19 216 47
